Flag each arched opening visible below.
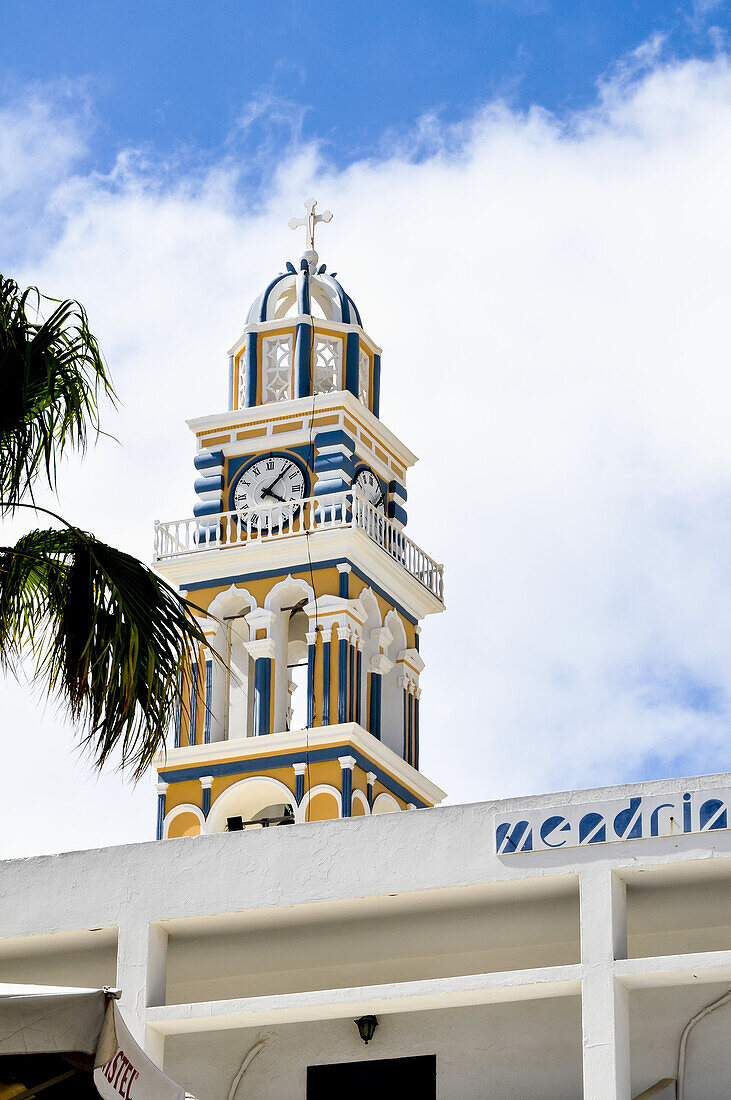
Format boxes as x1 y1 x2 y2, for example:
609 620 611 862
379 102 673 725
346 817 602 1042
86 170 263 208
207 777 295 834
265 577 314 733
372 792 401 815
381 610 408 758
287 606 309 732
165 807 204 839
209 586 256 742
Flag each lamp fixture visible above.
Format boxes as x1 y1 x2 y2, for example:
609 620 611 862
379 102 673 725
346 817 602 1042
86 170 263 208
354 1015 378 1045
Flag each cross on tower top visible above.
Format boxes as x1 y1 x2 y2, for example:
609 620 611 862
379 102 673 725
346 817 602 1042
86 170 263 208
288 198 333 253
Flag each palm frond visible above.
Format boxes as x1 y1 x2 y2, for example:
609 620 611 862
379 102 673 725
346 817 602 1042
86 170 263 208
0 526 208 777
0 276 114 513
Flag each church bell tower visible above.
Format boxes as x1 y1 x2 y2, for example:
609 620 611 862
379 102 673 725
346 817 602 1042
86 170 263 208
153 200 446 838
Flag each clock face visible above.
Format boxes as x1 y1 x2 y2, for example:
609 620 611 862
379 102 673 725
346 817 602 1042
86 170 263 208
233 455 306 530
353 467 385 512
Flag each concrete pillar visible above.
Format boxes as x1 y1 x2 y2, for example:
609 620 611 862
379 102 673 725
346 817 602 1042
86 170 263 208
580 866 629 1100
115 920 168 1063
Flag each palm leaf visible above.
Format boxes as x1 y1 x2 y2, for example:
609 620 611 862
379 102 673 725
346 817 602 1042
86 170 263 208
0 526 208 777
0 276 114 513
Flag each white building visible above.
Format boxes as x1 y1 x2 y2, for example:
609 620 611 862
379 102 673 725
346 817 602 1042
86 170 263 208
2 209 730 1099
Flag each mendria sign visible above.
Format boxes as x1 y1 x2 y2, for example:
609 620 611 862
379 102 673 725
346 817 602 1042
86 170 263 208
495 787 731 854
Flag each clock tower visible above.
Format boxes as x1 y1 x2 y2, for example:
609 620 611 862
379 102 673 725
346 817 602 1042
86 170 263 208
153 200 446 838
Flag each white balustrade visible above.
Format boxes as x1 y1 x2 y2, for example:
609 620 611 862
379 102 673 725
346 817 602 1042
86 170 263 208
154 492 444 601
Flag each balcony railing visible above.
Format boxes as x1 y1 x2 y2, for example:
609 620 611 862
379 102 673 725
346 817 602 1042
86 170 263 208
154 491 444 602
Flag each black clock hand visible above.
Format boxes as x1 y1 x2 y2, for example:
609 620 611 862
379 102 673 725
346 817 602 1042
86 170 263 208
262 488 286 503
262 466 289 497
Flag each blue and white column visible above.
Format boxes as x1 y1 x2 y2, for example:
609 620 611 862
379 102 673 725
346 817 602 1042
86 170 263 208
306 629 318 728
337 624 350 724
155 782 168 841
366 770 376 809
339 755 356 818
200 775 214 819
246 637 276 736
203 651 213 744
293 761 307 807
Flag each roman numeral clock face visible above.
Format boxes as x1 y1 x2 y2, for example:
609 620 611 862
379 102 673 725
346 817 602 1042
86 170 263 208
354 467 385 511
233 456 306 530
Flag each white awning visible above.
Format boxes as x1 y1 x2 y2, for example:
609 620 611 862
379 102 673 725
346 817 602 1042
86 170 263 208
0 986 188 1100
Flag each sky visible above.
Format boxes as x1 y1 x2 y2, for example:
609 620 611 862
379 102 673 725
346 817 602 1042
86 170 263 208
2 0 731 858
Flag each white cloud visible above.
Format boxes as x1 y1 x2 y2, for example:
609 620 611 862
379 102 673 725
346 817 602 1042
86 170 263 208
3 49 731 855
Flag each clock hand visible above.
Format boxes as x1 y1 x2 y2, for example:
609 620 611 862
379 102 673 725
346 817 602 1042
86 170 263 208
262 488 286 503
262 467 289 497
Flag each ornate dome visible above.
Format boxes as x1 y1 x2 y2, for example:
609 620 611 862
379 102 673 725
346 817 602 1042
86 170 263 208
245 254 363 327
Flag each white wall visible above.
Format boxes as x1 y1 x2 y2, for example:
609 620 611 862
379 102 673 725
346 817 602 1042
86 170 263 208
164 1000 584 1100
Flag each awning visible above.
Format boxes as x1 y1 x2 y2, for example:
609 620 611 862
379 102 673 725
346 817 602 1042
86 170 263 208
0 986 188 1100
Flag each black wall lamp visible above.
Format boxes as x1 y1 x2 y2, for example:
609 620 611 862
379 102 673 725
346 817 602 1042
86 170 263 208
354 1015 378 1044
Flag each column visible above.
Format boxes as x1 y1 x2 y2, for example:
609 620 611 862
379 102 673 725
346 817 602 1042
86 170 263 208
200 775 214 819
355 639 363 726
367 771 376 809
345 332 360 398
339 755 356 818
413 688 421 770
155 782 168 841
246 638 276 736
243 330 258 407
407 687 415 765
203 654 213 744
322 632 331 725
369 660 383 740
306 630 318 728
173 672 182 748
348 638 356 722
188 658 198 746
580 866 630 1100
293 762 307 805
337 624 350 724
400 675 409 760
294 320 312 398
115 920 168 1060
337 561 351 599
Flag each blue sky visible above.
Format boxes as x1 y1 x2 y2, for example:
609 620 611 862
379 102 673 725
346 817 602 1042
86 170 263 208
2 1 731 855
2 0 728 176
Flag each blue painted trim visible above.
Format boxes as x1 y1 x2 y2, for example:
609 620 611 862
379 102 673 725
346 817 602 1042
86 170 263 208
295 321 312 399
408 692 414 765
254 657 272 735
228 355 235 411
161 744 428 808
338 569 349 599
346 295 362 327
322 640 330 725
388 480 407 502
369 671 382 740
194 474 224 495
258 272 288 322
244 331 258 408
388 502 408 526
202 784 212 816
194 449 225 472
414 632 419 652
314 452 356 476
314 429 356 453
189 662 199 747
156 790 166 840
338 637 348 723
341 764 352 818
414 694 420 771
227 451 310 512
184 560 418 626
356 648 363 725
345 332 359 398
173 672 182 748
297 268 310 315
372 354 381 419
348 643 355 722
204 659 213 744
193 500 224 518
295 770 305 803
402 687 408 761
320 274 351 323
307 638 316 727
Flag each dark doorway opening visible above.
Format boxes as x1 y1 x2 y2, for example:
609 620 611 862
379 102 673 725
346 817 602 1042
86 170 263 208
307 1054 436 1098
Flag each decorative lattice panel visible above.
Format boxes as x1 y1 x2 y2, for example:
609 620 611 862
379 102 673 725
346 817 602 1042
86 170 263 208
261 335 293 402
359 348 370 405
313 336 342 394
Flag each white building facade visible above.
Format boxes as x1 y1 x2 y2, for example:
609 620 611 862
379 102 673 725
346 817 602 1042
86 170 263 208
3 773 731 1099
